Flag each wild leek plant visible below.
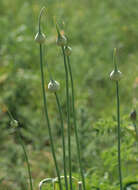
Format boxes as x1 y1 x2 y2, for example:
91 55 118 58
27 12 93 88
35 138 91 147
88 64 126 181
56 25 72 190
110 48 123 190
35 8 62 190
7 110 33 190
65 46 86 190
47 78 68 190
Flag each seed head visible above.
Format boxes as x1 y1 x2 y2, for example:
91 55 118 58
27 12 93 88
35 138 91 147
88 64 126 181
10 119 18 128
64 46 72 56
48 80 60 92
35 32 46 44
110 70 122 81
130 110 137 122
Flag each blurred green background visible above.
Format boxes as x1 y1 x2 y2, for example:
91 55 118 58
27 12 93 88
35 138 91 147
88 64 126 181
0 0 138 189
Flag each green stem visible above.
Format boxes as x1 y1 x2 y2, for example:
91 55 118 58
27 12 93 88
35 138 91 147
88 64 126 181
39 44 62 190
17 130 33 190
55 92 68 190
7 109 14 120
133 123 137 137
133 122 138 150
61 46 72 190
116 81 123 190
67 56 86 190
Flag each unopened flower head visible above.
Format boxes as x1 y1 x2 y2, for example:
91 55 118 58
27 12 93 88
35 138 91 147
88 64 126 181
64 46 72 56
48 80 60 92
10 119 18 128
56 34 67 46
55 23 67 46
35 32 46 44
110 70 122 81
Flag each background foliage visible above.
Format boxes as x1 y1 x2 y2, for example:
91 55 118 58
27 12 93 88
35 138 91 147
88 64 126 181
0 0 138 189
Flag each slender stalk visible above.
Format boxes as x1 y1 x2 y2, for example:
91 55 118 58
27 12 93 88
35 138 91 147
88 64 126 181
17 130 33 190
61 46 73 190
67 56 86 190
54 92 68 190
116 81 123 190
7 109 33 190
133 122 138 149
133 123 137 137
39 44 62 190
7 109 14 120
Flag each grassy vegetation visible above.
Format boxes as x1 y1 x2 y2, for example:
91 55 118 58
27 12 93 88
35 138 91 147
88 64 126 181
0 0 138 189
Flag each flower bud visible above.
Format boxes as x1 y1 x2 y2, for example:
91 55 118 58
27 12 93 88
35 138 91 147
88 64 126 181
64 46 72 56
48 80 60 92
110 70 122 81
56 34 67 46
10 119 18 128
35 32 45 44
130 110 137 122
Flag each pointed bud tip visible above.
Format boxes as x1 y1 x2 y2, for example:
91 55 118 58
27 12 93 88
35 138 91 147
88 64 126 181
114 48 117 56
